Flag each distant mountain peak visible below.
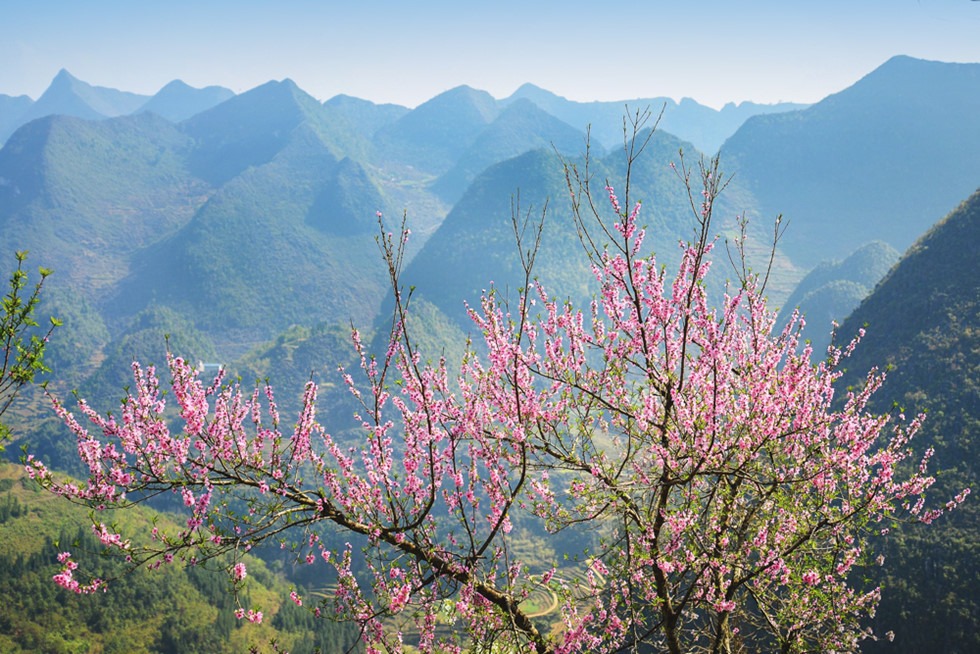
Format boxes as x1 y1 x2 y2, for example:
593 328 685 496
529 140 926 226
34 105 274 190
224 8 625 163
158 79 194 92
205 78 317 118
138 79 234 122
840 54 980 101
321 94 409 140
179 76 349 185
244 78 315 107
324 93 366 106
505 83 565 104
373 84 501 173
251 78 293 93
879 53 933 68
720 56 980 266
51 68 82 85
422 85 498 118
512 82 546 94
440 84 484 94
19 69 149 125
324 93 407 112
44 69 89 98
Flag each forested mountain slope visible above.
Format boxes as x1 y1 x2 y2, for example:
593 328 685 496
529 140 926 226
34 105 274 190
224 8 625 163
835 188 980 653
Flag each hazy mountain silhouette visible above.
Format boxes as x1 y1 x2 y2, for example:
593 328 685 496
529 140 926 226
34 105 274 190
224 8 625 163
322 94 409 140
17 69 148 125
137 79 235 122
431 98 589 202
722 56 980 268
776 241 900 355
373 85 500 175
1 73 233 144
0 94 34 144
503 82 807 155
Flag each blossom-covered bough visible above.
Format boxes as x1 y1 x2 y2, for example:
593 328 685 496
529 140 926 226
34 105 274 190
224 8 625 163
27 112 967 654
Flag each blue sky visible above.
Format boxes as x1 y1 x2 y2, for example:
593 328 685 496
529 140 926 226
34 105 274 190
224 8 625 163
3 0 979 108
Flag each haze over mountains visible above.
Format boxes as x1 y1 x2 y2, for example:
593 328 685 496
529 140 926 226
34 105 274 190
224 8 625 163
0 56 976 364
0 54 978 652
721 56 980 266
0 56 975 351
1 68 803 154
0 69 234 142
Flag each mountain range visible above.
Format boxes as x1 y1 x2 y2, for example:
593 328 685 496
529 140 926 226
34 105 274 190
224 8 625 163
501 81 809 156
1 68 802 154
0 55 974 363
0 69 234 144
0 55 978 651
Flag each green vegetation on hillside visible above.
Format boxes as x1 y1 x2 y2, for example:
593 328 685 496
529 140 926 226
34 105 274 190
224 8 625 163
836 189 980 653
0 112 210 300
431 99 588 203
0 463 361 654
776 240 900 355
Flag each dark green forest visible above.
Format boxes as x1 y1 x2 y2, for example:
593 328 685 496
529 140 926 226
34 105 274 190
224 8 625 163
838 190 980 653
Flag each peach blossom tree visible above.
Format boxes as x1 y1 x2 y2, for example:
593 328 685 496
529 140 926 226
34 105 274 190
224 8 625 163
27 120 966 654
